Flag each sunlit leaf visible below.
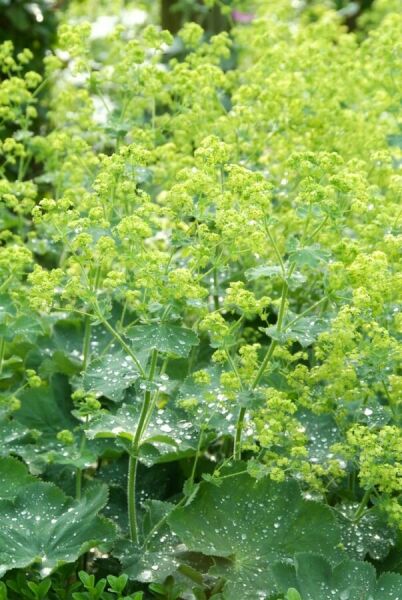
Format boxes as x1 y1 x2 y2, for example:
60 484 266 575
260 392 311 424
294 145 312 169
126 323 198 358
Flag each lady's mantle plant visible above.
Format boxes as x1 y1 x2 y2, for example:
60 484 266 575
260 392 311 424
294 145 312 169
0 0 401 598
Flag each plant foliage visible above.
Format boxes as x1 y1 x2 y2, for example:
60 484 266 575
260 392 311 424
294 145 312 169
0 0 401 597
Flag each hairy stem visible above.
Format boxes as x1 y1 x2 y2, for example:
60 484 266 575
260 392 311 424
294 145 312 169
234 274 291 460
96 310 146 379
128 349 158 542
353 488 372 521
0 337 5 375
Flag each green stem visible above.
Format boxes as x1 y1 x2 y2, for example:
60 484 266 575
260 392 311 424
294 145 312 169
0 274 13 294
353 488 372 521
283 295 328 332
234 406 246 460
251 339 277 390
381 380 396 416
127 349 158 543
143 425 206 549
263 219 285 276
0 337 5 375
75 418 88 500
213 265 220 310
190 426 205 483
225 349 243 389
82 316 91 370
96 309 146 378
235 275 290 459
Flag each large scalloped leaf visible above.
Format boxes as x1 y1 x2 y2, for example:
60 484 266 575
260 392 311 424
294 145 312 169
0 483 116 577
0 417 28 453
115 500 180 583
167 472 343 598
15 381 76 435
335 502 396 561
0 457 36 499
82 348 147 402
126 323 198 358
85 404 198 466
272 553 402 599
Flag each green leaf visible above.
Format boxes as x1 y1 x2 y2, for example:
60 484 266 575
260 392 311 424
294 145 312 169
126 323 198 358
0 418 28 452
5 315 44 343
82 349 145 401
0 483 116 577
11 382 79 472
0 457 35 499
287 240 331 268
286 590 302 600
335 503 397 561
272 553 402 599
178 367 253 439
16 383 76 435
265 315 327 347
114 500 180 583
245 265 283 279
167 473 342 598
245 265 306 285
85 404 198 466
298 410 341 464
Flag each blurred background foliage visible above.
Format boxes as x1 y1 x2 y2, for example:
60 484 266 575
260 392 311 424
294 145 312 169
1 0 399 69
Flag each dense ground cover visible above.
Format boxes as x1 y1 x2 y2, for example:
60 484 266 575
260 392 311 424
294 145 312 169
0 0 401 598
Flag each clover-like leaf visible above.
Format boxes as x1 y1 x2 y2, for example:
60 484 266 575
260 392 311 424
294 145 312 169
82 348 146 401
0 483 116 577
85 404 198 466
0 457 36 499
167 472 342 598
272 553 402 600
126 323 198 358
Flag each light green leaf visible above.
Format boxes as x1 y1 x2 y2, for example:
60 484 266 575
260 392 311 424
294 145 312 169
287 241 331 268
0 483 116 577
6 314 44 343
82 349 145 401
245 265 306 285
246 265 283 279
0 457 36 499
272 553 402 600
126 323 198 358
265 316 327 347
167 473 342 598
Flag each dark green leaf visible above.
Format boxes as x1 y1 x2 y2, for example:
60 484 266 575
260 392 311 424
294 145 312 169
168 473 342 598
0 483 116 577
0 457 36 499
